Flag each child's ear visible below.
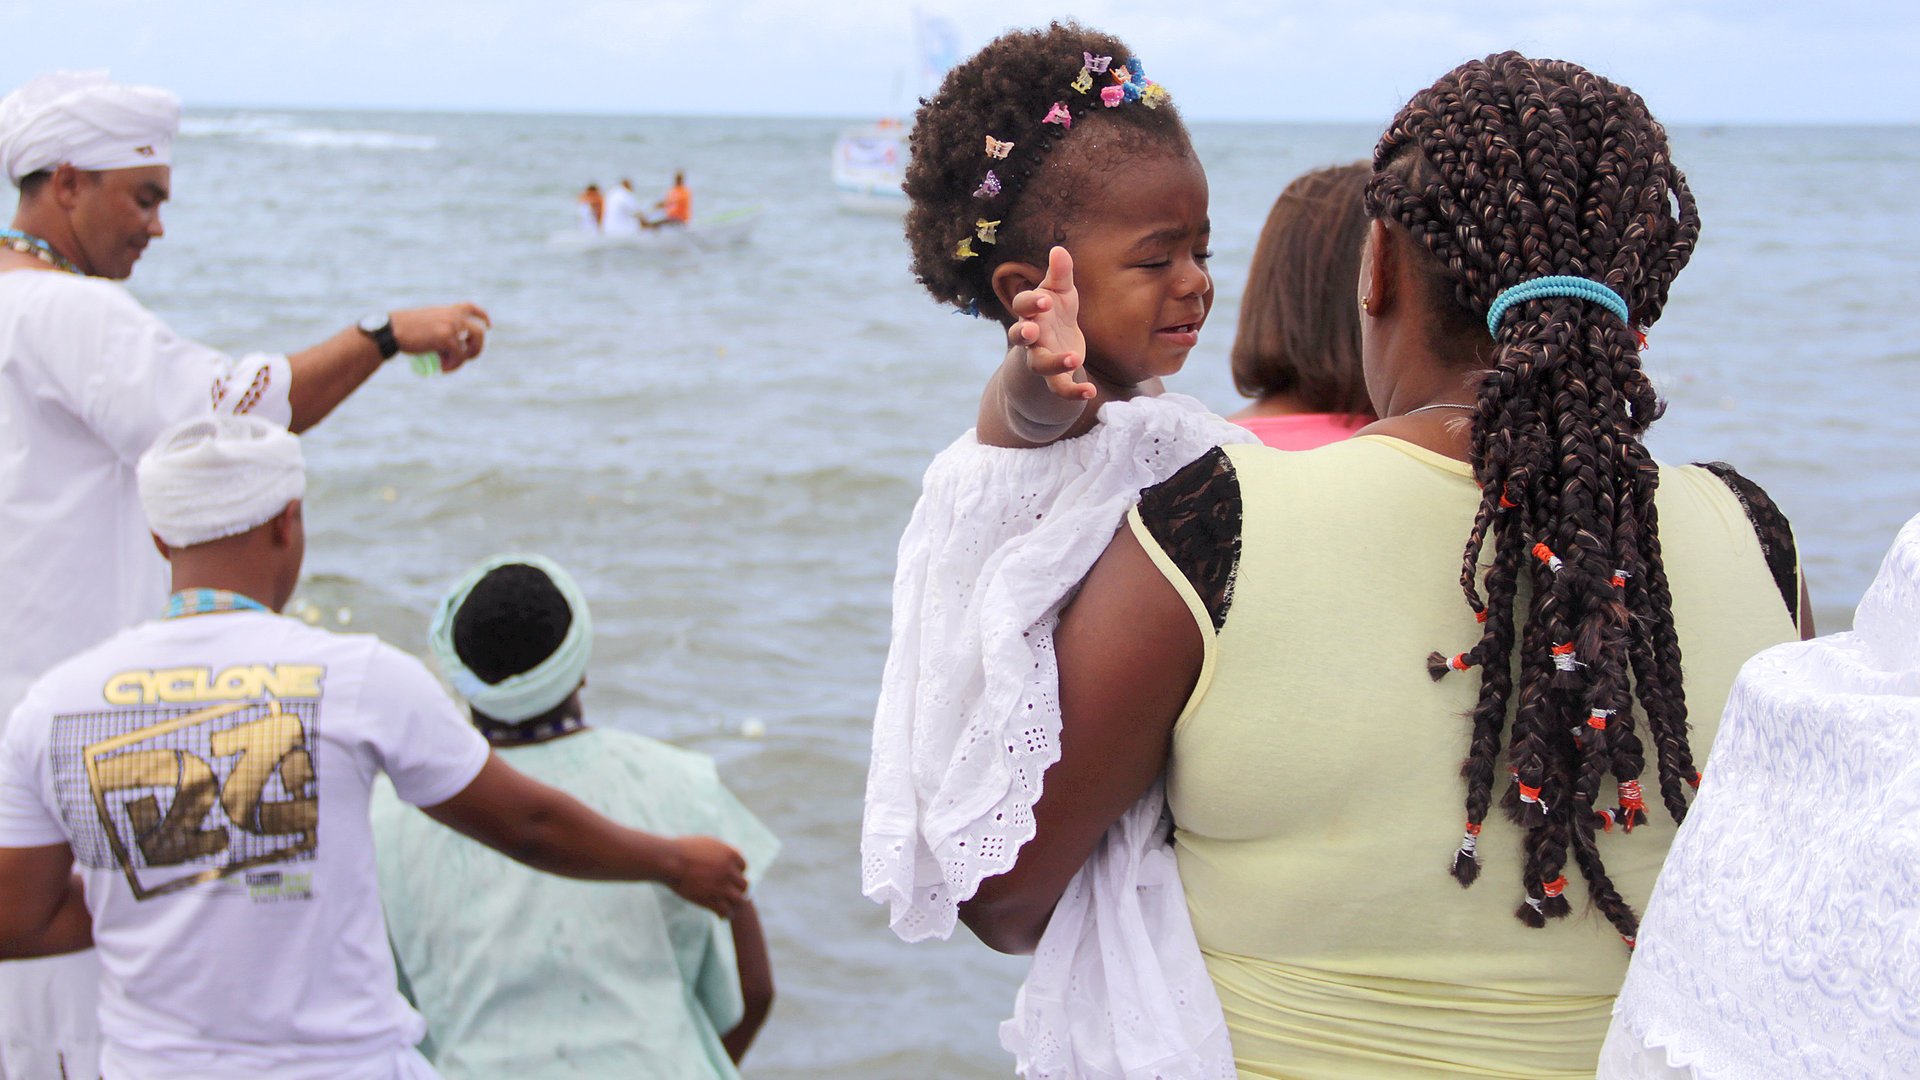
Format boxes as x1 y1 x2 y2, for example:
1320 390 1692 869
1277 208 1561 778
989 260 1045 319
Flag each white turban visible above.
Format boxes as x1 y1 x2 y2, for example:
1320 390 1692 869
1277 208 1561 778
137 416 305 548
0 70 181 186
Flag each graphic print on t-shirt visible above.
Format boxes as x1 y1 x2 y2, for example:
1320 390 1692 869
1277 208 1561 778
49 664 325 901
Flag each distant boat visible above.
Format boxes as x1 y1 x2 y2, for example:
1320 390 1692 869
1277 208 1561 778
831 10 958 216
832 121 909 215
550 207 763 252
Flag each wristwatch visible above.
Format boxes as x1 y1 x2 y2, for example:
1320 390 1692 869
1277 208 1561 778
356 313 399 361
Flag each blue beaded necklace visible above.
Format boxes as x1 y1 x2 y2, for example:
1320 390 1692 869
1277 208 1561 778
165 588 270 619
0 228 80 275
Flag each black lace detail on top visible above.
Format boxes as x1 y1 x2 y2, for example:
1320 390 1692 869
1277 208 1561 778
1136 446 1242 631
1696 461 1799 625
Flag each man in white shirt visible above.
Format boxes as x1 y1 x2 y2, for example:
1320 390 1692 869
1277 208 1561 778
0 418 749 1080
0 70 498 1075
602 177 643 236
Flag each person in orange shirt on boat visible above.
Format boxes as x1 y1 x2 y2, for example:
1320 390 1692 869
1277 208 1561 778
649 171 691 227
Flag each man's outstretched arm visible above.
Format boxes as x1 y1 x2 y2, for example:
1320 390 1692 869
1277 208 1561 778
422 753 748 917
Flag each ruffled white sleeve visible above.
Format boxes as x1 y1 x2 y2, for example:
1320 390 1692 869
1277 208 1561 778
1599 512 1920 1079
862 393 1250 1078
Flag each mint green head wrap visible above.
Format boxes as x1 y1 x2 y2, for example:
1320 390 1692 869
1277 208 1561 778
430 554 593 723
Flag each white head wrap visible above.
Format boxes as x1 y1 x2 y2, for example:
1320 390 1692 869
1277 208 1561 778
0 70 181 186
430 555 594 724
136 416 305 547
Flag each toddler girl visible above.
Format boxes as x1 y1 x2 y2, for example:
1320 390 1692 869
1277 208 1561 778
861 21 1250 1078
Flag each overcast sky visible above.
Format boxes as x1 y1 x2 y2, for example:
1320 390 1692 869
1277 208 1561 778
7 0 1916 124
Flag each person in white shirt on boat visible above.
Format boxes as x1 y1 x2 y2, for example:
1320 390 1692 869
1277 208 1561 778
602 177 643 236
0 417 750 1080
0 68 490 1079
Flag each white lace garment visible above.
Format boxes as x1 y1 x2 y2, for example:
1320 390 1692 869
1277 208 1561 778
1598 511 1920 1079
862 393 1254 1079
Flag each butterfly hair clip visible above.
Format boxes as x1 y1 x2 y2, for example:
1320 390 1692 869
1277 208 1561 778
955 237 979 260
984 136 1014 159
1043 101 1072 129
975 219 999 244
974 171 1001 199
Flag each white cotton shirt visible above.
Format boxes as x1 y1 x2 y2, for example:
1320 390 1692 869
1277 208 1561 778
602 186 642 235
0 269 292 722
0 611 491 1079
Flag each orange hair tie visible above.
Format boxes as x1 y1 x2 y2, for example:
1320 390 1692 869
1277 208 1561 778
1551 642 1581 672
1474 608 1489 624
1689 771 1703 788
1531 542 1563 572
1610 567 1630 589
1448 653 1473 672
1498 488 1518 510
1518 781 1543 806
1541 875 1568 898
1587 709 1612 730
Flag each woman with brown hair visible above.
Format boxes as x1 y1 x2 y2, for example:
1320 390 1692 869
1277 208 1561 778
956 52 1808 1077
1228 162 1374 449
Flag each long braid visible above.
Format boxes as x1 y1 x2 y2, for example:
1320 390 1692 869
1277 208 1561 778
1373 53 1702 935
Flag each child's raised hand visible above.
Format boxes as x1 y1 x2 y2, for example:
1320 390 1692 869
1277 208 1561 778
1008 246 1094 401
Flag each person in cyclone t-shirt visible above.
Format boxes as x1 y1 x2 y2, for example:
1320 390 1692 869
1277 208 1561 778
0 417 751 1080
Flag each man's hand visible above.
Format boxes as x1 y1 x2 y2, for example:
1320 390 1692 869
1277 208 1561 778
391 303 491 372
668 836 749 917
1008 247 1092 401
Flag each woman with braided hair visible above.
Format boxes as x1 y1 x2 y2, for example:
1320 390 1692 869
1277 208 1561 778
959 53 1808 1077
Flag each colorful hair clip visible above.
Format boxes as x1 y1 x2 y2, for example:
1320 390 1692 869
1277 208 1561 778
1070 68 1093 95
955 299 980 317
975 219 999 244
954 237 978 260
984 136 1014 159
1140 83 1170 109
1043 101 1072 128
974 171 1001 199
1101 85 1124 108
1115 58 1150 104
1083 53 1112 74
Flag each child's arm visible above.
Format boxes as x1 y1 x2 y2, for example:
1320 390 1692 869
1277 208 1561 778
976 247 1100 449
721 899 774 1062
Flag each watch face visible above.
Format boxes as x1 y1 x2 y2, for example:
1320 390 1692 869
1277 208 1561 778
358 314 388 335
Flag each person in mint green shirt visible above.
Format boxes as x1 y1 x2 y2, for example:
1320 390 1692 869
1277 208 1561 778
373 555 778 1078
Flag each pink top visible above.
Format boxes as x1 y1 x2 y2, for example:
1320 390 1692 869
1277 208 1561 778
1232 412 1371 451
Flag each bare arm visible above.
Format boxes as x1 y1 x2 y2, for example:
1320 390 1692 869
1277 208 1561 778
721 899 773 1063
422 754 747 917
285 303 491 432
976 247 1100 449
958 524 1205 953
0 844 92 960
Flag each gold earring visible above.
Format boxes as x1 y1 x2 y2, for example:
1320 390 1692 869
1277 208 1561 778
1361 295 1372 314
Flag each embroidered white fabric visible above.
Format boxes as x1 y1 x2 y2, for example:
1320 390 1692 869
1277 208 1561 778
862 393 1251 1078
1598 511 1920 1079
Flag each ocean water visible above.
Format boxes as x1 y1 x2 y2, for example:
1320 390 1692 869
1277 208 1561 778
130 110 1918 1077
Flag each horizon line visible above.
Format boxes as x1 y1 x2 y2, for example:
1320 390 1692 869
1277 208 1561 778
183 100 1920 130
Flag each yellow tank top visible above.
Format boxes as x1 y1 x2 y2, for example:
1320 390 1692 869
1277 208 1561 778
1126 436 1799 1079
